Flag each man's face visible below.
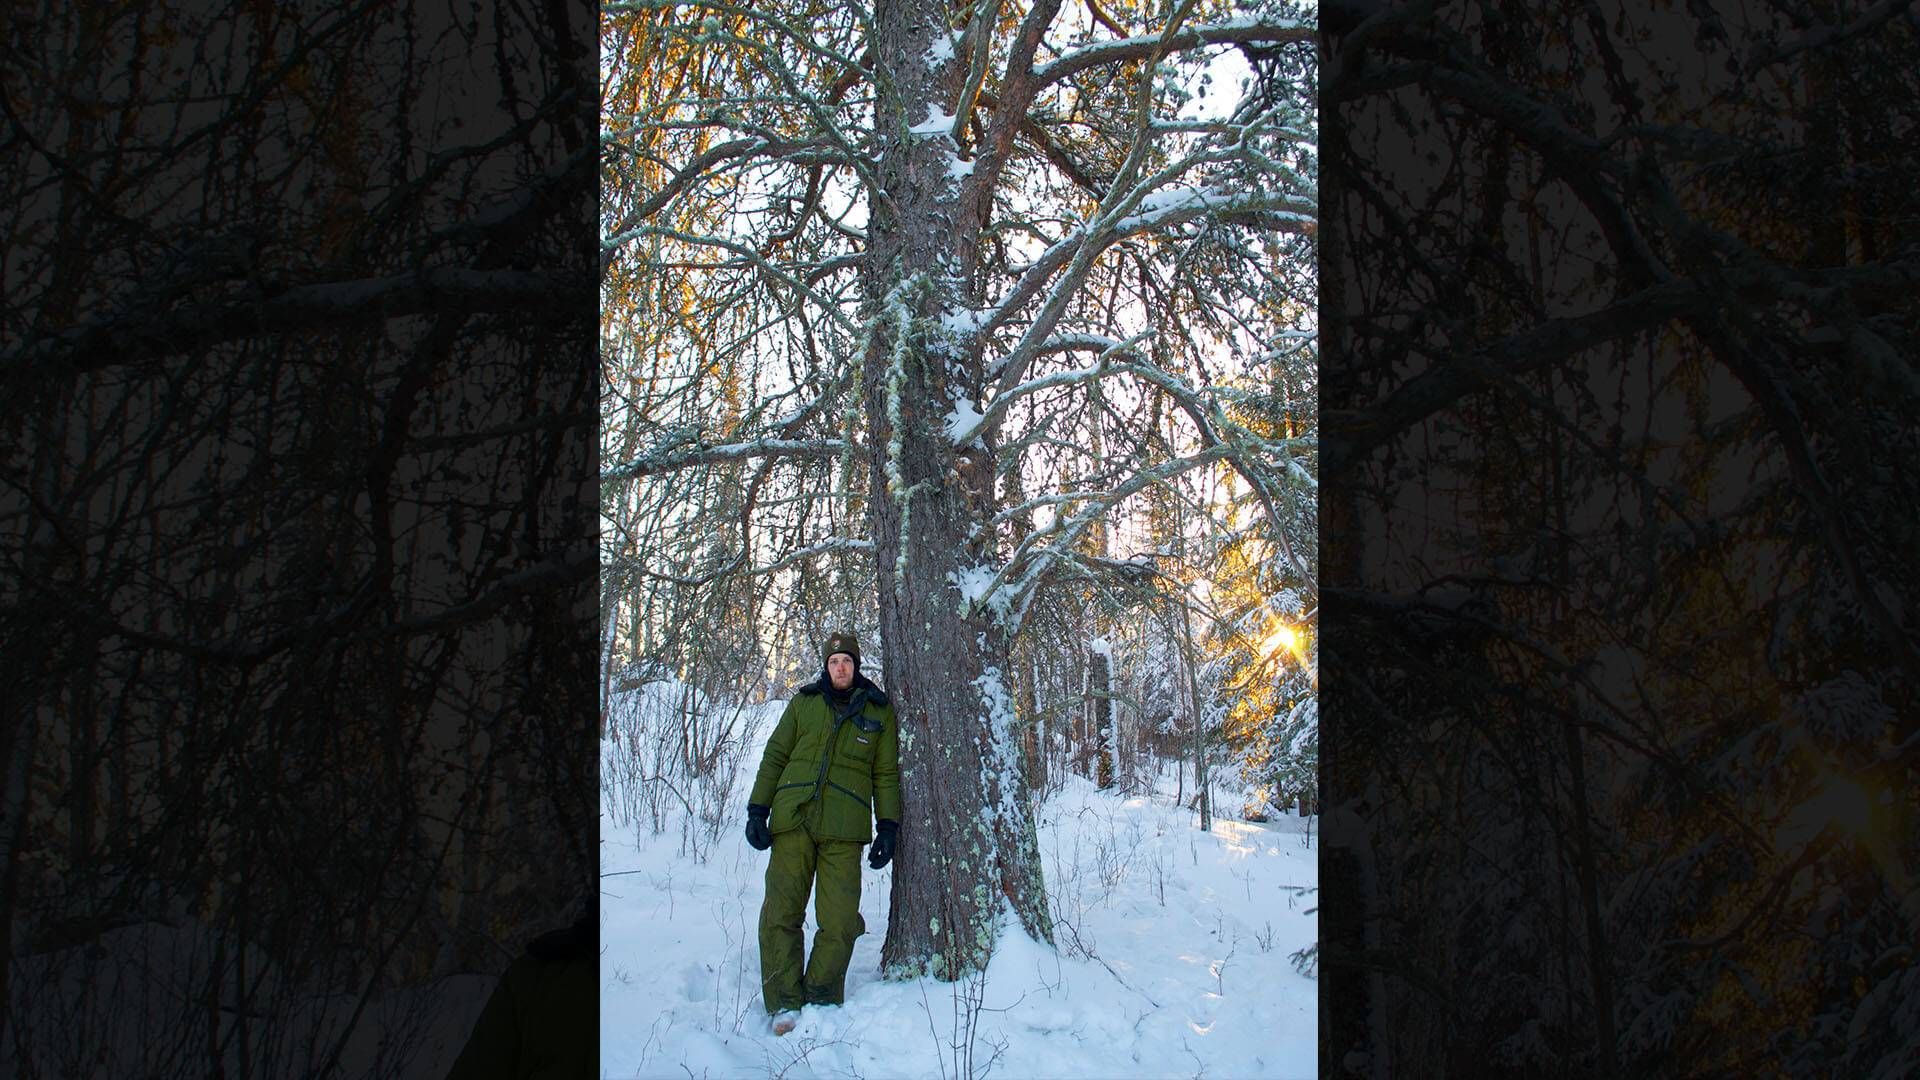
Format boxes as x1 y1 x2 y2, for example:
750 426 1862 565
827 653 855 690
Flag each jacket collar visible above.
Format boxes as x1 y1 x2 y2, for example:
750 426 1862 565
797 669 889 708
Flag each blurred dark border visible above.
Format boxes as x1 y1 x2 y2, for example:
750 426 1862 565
2 2 598 1076
1320 1 1919 1075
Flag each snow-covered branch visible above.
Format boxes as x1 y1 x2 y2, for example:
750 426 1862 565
980 94 1314 394
752 536 876 577
947 0 1006 143
602 137 764 245
602 224 866 334
601 437 851 482
1030 17 1314 92
603 0 872 62
959 442 1240 623
985 193 1306 411
989 490 1116 525
977 183 1311 389
950 332 1148 447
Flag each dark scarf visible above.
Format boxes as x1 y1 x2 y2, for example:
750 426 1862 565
804 668 889 712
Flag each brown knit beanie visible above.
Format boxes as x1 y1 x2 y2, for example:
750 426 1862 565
822 630 860 667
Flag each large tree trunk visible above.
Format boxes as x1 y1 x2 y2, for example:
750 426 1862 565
867 0 1053 979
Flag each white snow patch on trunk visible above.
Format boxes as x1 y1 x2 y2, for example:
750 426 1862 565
939 307 987 333
950 563 999 608
944 399 984 445
909 108 958 136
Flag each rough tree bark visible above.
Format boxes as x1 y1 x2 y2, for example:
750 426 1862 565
867 0 1057 979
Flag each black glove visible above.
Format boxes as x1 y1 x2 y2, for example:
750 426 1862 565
745 804 772 851
868 819 898 870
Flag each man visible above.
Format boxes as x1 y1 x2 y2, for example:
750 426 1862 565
744 630 900 1036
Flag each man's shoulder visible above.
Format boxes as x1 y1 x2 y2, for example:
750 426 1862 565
856 677 892 712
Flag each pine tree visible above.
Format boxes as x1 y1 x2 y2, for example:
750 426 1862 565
603 0 1316 977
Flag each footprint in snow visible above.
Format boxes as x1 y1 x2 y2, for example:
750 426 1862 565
681 962 711 1003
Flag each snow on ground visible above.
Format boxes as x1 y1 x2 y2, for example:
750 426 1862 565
600 693 1317 1079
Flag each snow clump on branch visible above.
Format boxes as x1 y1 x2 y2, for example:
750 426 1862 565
951 562 1011 619
943 399 985 447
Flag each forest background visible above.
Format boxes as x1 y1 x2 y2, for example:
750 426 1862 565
598 0 1320 988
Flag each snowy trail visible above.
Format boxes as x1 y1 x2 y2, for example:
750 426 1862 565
600 700 1317 1079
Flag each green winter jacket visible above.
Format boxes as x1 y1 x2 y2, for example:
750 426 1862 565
749 672 900 842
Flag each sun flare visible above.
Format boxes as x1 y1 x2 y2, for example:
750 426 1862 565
1261 622 1305 666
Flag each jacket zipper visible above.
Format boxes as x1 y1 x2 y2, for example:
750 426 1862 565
811 692 865 803
812 718 840 802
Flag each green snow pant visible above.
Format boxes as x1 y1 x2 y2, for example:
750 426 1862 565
758 816 866 1012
